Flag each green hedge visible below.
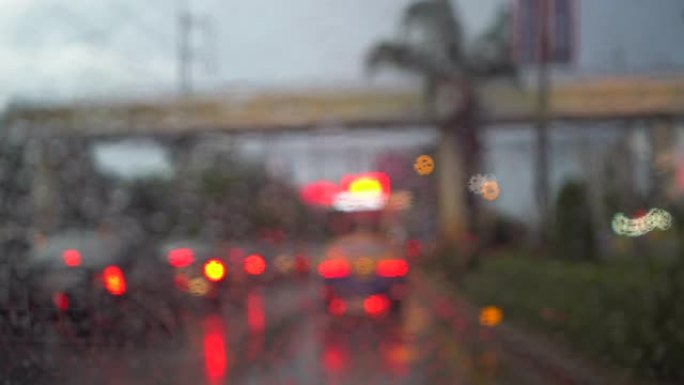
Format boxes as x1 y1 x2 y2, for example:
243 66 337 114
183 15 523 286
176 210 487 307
461 254 684 383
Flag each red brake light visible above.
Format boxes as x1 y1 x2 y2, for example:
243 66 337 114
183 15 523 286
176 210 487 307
103 265 126 296
52 292 69 311
328 298 346 315
376 259 409 278
322 344 348 373
363 294 390 316
168 248 194 268
244 254 266 276
62 249 81 267
204 259 226 282
318 259 351 279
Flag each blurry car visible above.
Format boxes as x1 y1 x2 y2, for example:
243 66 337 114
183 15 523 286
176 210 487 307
160 239 230 307
0 234 40 336
318 232 409 318
26 230 134 338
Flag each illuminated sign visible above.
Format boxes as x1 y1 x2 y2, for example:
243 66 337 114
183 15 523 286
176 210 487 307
334 172 391 212
340 172 390 196
300 172 391 212
333 191 387 212
300 180 340 207
349 177 382 194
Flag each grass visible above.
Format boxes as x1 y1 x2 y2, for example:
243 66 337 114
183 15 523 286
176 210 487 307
457 252 684 383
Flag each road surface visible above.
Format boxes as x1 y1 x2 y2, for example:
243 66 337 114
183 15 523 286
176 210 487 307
1 272 551 385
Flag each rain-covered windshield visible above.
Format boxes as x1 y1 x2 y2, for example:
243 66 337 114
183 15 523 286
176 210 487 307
2 1 684 384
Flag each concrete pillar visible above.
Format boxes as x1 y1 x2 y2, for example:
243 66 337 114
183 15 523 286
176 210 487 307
28 136 58 234
650 118 676 204
437 127 466 247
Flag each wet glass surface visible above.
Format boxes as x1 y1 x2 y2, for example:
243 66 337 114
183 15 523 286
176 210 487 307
2 1 684 384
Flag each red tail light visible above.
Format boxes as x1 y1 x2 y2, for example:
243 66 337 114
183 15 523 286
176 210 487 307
52 292 69 311
247 291 265 331
103 265 126 296
376 259 409 278
244 254 266 276
318 259 351 279
204 259 226 282
328 298 346 316
363 294 390 316
322 344 348 373
168 248 194 268
62 249 81 267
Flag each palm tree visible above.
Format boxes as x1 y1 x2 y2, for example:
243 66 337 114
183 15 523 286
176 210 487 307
366 0 515 260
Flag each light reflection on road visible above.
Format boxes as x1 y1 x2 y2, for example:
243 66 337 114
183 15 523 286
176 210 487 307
19 276 510 385
202 315 227 385
246 288 265 361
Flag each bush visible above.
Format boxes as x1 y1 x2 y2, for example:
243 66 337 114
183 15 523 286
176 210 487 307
483 213 529 251
461 255 684 383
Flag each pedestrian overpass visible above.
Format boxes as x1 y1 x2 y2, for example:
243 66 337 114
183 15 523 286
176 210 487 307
4 74 684 239
5 75 684 137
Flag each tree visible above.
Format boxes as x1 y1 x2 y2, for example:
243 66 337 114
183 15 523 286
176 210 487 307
366 0 516 262
553 180 596 261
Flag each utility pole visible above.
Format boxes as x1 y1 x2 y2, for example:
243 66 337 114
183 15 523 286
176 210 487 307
535 0 551 247
177 1 215 96
178 9 191 95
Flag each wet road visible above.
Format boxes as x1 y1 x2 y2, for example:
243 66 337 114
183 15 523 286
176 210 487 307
2 274 515 385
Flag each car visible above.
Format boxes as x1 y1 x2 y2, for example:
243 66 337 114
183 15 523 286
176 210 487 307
25 230 135 338
318 231 409 318
160 239 230 308
0 234 40 337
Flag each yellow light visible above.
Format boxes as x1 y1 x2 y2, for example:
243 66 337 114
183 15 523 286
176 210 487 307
413 155 434 176
353 257 375 275
274 254 294 273
204 259 226 282
479 306 503 327
480 180 500 201
349 177 382 194
189 277 210 296
387 343 415 364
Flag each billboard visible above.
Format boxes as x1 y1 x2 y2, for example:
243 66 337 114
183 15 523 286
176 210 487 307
513 0 577 65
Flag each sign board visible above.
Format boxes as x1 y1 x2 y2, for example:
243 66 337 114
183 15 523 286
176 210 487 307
332 172 391 212
513 0 577 64
333 191 387 212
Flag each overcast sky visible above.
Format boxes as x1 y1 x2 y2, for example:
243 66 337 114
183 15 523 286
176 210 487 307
3 0 684 108
0 0 509 108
